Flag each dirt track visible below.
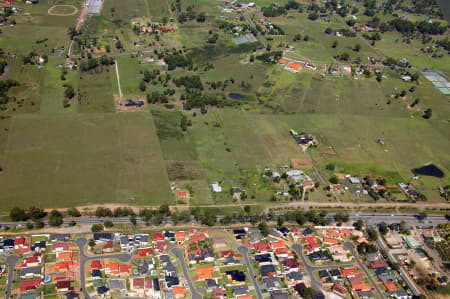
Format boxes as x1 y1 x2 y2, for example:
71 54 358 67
48 5 78 16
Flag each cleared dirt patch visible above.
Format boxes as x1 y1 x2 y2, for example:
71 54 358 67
335 173 347 180
290 157 313 169
320 147 336 155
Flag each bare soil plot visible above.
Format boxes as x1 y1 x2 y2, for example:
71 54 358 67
290 157 313 170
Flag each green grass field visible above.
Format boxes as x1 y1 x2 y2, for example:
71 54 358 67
0 0 81 54
0 112 172 210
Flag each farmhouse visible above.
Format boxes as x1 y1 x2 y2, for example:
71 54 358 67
285 63 302 73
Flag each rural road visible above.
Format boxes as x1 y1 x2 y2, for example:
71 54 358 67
114 60 123 101
238 245 263 299
5 254 19 299
76 238 131 299
344 241 385 299
244 12 268 48
172 247 203 299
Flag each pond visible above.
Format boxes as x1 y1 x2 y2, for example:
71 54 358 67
412 164 444 178
228 93 244 100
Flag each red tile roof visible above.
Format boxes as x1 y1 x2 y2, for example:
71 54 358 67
253 242 270 252
153 233 164 241
137 247 153 257
371 261 386 269
341 268 357 277
20 279 42 292
189 233 207 243
333 283 347 295
91 260 102 269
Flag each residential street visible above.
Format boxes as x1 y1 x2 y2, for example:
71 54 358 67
343 241 386 299
76 238 131 299
238 245 263 299
171 247 203 299
375 236 422 296
5 254 19 299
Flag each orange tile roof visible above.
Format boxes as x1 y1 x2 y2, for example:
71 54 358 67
278 59 287 64
383 282 397 292
56 251 74 262
351 281 371 291
173 286 185 297
287 63 302 71
271 240 285 249
323 238 339 245
176 231 186 242
237 295 252 299
195 266 214 280
106 262 119 274
120 264 132 276
54 261 74 272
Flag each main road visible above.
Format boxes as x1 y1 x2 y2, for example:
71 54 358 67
76 238 131 299
0 212 447 228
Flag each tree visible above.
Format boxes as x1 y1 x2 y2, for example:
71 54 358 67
180 115 188 131
69 220 76 227
48 210 63 227
67 27 77 40
130 215 137 225
139 80 146 91
354 44 361 52
329 175 339 184
28 206 45 220
116 40 123 49
67 207 81 217
159 204 170 216
64 85 75 99
34 220 44 229
308 12 318 21
10 207 28 221
91 224 104 232
418 211 427 220
104 220 114 228
325 163 335 170
354 219 364 231
367 227 378 241
26 221 34 229
296 286 316 299
196 12 206 22
244 205 251 214
258 222 269 236
379 222 389 235
332 40 338 48
423 108 432 119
